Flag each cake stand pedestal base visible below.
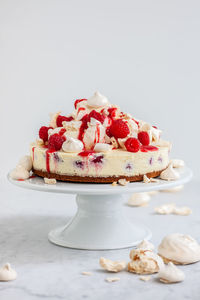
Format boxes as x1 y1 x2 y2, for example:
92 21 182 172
48 194 152 250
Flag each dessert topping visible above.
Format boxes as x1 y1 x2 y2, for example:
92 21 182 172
109 119 130 139
87 91 109 108
99 257 126 272
94 143 112 152
138 131 150 146
48 133 66 151
62 137 83 153
39 126 53 142
125 138 140 153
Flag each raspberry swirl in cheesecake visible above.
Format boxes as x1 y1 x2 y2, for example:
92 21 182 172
31 91 171 182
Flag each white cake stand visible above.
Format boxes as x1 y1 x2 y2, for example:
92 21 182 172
8 167 192 250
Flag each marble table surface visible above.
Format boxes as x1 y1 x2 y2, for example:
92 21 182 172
0 176 199 300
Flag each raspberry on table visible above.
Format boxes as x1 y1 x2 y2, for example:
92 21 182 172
125 137 140 153
138 131 150 146
39 126 53 142
48 133 66 151
109 119 130 139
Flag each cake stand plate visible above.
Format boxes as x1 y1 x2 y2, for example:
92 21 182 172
8 167 192 250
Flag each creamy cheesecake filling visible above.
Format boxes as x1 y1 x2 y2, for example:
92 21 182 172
31 143 169 177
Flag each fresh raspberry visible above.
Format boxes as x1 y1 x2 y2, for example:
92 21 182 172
48 134 66 151
138 131 150 146
39 126 52 142
74 99 87 109
88 110 105 124
106 127 112 137
56 115 73 127
109 119 130 139
108 107 117 118
125 138 140 153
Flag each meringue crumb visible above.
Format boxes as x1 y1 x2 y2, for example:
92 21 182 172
105 277 120 282
143 175 159 184
112 182 117 186
118 179 129 186
81 271 92 276
0 263 17 281
139 275 151 282
44 178 57 185
99 257 126 272
155 203 192 216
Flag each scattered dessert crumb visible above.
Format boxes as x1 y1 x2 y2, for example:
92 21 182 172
155 203 192 216
161 185 184 193
143 175 159 184
105 277 120 283
158 262 185 284
118 179 129 186
170 159 185 168
128 193 150 207
99 257 126 272
44 177 57 185
128 249 164 274
112 181 117 186
139 275 151 282
81 271 92 276
0 263 17 281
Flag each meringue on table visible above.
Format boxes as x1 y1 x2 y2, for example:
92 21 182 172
0 263 17 281
127 192 150 207
158 262 185 284
158 233 200 265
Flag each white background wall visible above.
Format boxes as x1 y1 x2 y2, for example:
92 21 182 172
1 0 199 179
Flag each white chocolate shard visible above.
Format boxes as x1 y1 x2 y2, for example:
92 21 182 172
158 262 185 283
128 193 150 207
44 178 57 185
99 257 126 273
0 263 17 281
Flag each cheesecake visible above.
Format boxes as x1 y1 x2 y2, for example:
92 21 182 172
31 92 170 183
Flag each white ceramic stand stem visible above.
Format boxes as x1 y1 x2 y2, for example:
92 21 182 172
8 167 192 250
48 194 151 250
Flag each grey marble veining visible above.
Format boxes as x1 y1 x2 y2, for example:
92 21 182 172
0 177 200 300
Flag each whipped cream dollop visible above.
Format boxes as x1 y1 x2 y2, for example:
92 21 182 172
87 91 109 108
94 143 112 152
158 262 185 284
10 165 30 180
160 163 180 181
158 233 200 264
128 249 164 274
128 192 150 207
62 137 83 153
18 155 33 171
170 159 185 168
0 263 17 281
137 240 155 251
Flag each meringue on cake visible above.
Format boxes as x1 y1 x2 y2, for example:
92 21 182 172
30 91 171 183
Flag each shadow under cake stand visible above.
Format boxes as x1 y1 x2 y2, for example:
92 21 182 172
8 167 192 250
